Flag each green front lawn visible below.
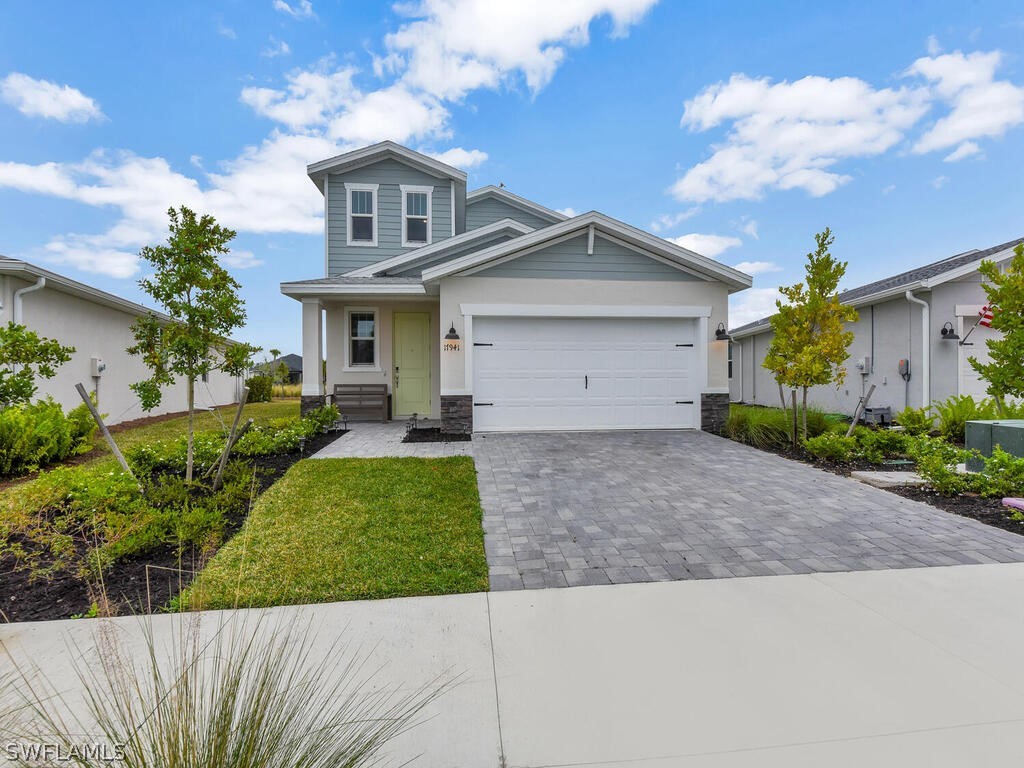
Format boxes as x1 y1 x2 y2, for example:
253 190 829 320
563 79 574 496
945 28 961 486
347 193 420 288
183 457 488 609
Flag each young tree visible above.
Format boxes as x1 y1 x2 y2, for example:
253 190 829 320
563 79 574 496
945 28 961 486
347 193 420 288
0 322 75 407
128 206 259 482
763 228 857 443
970 242 1024 415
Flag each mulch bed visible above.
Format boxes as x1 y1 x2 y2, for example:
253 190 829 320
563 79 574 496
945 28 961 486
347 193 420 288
0 429 344 624
402 427 472 443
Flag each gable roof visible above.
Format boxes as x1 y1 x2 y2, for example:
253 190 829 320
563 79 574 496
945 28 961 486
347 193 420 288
272 353 302 371
307 141 467 190
730 235 1024 338
343 218 534 277
466 185 568 225
420 211 753 291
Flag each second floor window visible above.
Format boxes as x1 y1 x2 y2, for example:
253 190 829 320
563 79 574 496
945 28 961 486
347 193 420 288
346 183 378 246
401 185 432 247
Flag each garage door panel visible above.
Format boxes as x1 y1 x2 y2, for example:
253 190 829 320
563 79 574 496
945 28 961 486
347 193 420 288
472 316 699 431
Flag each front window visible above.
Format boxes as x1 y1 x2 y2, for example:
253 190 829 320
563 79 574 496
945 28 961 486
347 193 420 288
401 185 432 247
346 184 378 246
348 310 377 367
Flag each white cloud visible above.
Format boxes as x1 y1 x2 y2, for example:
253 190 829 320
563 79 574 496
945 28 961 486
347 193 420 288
730 288 784 329
932 174 949 189
0 73 104 123
882 183 896 195
732 260 780 276
909 50 1024 154
926 35 942 56
430 146 489 169
328 84 448 144
556 207 578 217
943 140 982 162
737 217 758 239
650 207 699 232
262 37 291 58
672 73 929 203
668 233 742 258
273 0 314 19
223 250 264 269
673 47 1024 204
217 23 237 39
384 0 658 99
241 66 358 129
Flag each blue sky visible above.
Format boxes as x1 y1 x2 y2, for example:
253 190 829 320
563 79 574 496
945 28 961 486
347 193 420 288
1 0 1022 353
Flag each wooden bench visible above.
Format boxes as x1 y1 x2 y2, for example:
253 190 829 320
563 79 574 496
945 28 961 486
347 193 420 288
332 383 388 423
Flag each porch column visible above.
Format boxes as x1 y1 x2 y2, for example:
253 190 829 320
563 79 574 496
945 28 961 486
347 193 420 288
300 298 324 414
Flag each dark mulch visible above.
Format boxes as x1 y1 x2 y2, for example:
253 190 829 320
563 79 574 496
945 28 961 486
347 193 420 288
402 427 472 443
0 429 344 624
891 486 1024 537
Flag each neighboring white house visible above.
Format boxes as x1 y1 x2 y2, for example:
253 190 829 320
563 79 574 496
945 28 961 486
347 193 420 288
728 237 1022 416
281 141 752 434
0 258 243 424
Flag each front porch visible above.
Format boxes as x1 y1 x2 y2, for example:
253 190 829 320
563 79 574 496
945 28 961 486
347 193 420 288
283 277 454 427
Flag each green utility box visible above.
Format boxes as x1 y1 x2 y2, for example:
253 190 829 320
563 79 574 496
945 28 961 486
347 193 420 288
965 419 1024 472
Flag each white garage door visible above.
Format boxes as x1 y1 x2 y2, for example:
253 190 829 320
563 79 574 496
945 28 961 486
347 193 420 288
472 316 700 431
959 322 999 401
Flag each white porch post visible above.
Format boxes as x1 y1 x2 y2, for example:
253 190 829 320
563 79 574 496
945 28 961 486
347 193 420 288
301 298 324 409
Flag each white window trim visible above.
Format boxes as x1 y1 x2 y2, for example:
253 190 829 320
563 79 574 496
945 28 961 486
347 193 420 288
400 184 432 248
345 183 379 247
344 306 381 371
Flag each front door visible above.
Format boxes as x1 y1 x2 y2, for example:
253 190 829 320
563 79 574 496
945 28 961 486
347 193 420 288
393 312 432 417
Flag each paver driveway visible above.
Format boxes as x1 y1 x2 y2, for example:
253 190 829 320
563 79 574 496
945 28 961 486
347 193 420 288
472 430 1024 590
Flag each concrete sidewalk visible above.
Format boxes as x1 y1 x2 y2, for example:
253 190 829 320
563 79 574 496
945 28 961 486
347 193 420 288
4 563 1024 766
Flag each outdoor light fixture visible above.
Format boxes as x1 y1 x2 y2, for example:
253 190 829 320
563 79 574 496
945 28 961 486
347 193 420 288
715 322 732 341
940 321 960 341
443 322 461 352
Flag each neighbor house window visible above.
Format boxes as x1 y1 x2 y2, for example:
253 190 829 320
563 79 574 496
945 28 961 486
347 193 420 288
345 183 378 246
346 308 378 368
400 185 432 247
727 342 734 379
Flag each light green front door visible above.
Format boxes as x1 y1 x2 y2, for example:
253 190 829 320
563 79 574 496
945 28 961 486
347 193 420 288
393 312 432 417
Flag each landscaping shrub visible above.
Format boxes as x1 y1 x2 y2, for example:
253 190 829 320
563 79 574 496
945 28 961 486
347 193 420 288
246 375 274 403
907 435 975 495
726 405 833 450
974 446 1024 499
932 395 989 443
0 399 96 477
803 432 856 462
895 406 933 436
854 427 910 464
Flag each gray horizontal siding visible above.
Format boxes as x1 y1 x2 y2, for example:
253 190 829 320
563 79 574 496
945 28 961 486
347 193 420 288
327 158 454 275
477 234 700 281
389 231 521 277
466 197 553 231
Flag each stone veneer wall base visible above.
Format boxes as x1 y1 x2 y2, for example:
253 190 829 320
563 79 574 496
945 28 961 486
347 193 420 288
441 395 473 434
701 392 730 434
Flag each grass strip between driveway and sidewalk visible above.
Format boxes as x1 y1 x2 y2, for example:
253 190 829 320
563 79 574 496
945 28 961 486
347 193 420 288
182 456 489 609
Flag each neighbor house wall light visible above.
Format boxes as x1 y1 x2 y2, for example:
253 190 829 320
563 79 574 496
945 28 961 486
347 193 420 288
940 322 959 341
715 323 732 341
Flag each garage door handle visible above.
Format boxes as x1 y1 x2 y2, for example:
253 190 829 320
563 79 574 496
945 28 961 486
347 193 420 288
676 400 694 404
474 342 493 347
585 375 588 389
676 343 694 347
475 402 494 407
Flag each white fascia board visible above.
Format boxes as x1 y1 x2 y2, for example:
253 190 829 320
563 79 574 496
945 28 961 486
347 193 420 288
458 303 713 318
466 186 568 224
923 250 1015 289
307 141 467 188
344 218 534 277
281 283 427 299
423 211 752 289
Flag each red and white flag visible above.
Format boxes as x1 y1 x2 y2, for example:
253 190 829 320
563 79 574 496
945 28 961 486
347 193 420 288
979 305 996 328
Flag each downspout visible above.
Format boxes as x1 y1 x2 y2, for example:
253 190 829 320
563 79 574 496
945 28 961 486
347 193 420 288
904 290 929 408
13 276 46 324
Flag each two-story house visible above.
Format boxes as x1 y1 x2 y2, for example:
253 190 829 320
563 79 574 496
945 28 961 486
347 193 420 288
281 141 752 434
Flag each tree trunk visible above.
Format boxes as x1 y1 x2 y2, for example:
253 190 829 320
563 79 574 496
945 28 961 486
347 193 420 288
802 387 809 440
791 389 798 449
186 375 195 483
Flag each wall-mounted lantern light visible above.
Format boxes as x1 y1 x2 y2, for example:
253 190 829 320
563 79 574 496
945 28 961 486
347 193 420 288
443 323 461 352
714 322 732 342
940 321 959 341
